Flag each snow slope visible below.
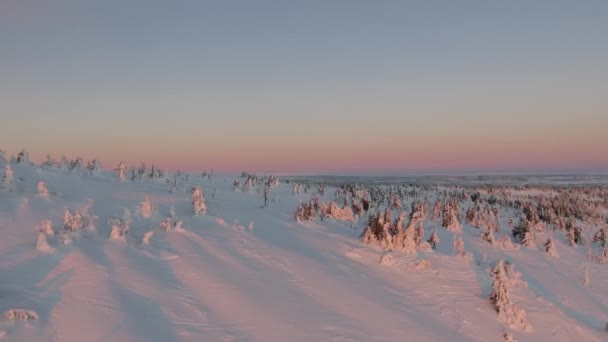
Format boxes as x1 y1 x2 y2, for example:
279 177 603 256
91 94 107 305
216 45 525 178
0 161 607 341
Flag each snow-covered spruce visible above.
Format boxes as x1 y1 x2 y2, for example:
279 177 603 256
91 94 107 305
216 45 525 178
295 198 354 223
138 198 157 218
2 164 16 192
37 181 49 198
36 231 55 253
544 238 558 257
63 209 84 232
489 261 531 331
454 236 466 257
109 218 128 240
87 159 102 175
427 230 440 250
192 186 207 215
481 229 496 246
442 199 462 233
116 162 128 181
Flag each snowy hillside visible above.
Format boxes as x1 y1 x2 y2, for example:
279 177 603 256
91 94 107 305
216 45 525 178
0 157 607 341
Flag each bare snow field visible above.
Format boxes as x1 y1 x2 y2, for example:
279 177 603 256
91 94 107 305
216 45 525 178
0 155 607 341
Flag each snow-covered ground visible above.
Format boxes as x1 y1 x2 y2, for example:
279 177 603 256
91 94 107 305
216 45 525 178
0 160 607 341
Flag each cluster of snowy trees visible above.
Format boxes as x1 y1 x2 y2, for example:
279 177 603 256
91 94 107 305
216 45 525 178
294 197 356 223
290 180 608 266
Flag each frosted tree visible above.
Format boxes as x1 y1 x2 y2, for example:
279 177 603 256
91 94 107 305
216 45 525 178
454 236 466 257
442 200 462 233
432 200 443 220
70 157 83 170
116 162 128 182
544 238 558 257
597 247 608 264
37 182 49 198
593 228 606 247
489 261 530 330
481 229 496 246
521 230 536 248
42 154 56 169
38 220 54 236
192 186 207 215
2 164 16 192
293 182 302 195
14 149 30 164
139 198 156 218
427 230 440 250
36 231 54 253
109 218 128 239
415 221 425 245
87 160 102 175
63 209 83 231
391 193 402 209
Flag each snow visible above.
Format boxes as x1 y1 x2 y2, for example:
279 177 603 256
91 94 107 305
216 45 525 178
0 161 607 341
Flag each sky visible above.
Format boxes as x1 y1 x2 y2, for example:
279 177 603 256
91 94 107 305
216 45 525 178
1 0 607 173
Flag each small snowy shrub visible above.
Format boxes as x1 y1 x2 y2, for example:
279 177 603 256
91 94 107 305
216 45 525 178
5 309 38 321
109 218 128 239
142 231 154 244
36 231 55 253
139 198 157 218
37 181 49 198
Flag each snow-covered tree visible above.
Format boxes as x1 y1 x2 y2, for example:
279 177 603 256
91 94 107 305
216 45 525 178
38 220 54 236
13 149 30 164
116 162 128 182
42 154 56 169
109 218 128 240
139 198 156 218
70 157 83 170
428 230 440 250
544 238 558 257
36 231 54 253
489 261 530 330
2 164 16 192
37 181 49 198
87 160 102 175
442 200 462 233
454 236 466 257
593 228 606 247
192 186 207 215
63 209 84 232
391 193 402 209
481 229 496 246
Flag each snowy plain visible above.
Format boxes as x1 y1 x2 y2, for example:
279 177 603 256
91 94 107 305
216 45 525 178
0 159 607 341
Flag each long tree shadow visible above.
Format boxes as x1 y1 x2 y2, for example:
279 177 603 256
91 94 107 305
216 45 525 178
524 271 606 333
0 250 73 334
110 281 179 342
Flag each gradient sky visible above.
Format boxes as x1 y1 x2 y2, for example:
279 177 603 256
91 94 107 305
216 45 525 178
1 0 607 173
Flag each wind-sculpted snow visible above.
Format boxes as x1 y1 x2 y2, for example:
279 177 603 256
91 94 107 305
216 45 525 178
0 159 607 341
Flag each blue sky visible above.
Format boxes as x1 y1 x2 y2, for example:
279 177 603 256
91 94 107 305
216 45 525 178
1 0 607 172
